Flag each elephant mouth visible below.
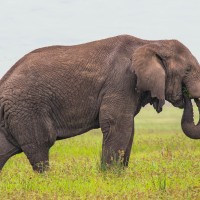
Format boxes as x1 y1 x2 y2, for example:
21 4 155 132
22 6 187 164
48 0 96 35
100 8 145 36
179 84 200 108
171 98 184 108
168 85 190 108
182 85 192 98
166 95 184 108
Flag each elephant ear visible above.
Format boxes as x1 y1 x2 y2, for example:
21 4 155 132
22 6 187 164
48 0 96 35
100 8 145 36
133 44 166 113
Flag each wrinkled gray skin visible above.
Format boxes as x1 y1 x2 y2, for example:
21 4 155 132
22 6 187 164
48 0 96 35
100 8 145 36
181 96 200 139
0 35 200 172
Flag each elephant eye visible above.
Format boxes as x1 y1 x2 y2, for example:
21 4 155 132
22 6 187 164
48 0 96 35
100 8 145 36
186 66 191 73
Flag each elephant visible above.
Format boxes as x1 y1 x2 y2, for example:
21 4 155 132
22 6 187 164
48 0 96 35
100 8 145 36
0 35 200 172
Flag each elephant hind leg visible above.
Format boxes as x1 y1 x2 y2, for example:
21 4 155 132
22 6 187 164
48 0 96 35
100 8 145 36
11 113 55 173
22 144 50 173
20 122 52 173
0 132 21 171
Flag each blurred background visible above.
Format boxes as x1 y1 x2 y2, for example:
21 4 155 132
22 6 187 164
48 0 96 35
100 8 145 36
0 0 200 77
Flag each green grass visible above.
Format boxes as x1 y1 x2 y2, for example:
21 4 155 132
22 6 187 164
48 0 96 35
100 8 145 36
0 106 200 199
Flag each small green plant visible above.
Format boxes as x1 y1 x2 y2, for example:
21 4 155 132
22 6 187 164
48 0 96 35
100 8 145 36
158 175 167 191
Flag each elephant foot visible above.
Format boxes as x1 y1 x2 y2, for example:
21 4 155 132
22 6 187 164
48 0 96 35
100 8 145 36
33 161 49 173
101 148 128 171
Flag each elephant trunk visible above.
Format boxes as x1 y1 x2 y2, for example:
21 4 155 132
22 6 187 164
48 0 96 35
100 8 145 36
181 96 200 139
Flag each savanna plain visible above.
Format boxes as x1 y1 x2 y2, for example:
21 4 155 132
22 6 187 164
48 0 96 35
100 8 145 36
0 106 200 200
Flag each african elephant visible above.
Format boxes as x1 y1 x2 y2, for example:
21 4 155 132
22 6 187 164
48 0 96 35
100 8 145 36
0 35 200 172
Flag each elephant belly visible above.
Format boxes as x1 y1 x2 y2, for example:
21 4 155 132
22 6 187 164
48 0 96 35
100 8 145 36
54 102 100 139
55 118 100 139
56 120 100 140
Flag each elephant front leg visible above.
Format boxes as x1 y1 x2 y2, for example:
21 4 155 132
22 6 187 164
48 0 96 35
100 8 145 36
0 130 21 171
100 113 134 167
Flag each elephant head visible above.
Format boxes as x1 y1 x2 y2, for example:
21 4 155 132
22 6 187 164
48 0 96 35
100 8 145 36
132 39 200 139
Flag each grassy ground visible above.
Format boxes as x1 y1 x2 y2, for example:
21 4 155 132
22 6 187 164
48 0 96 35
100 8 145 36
0 106 200 199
